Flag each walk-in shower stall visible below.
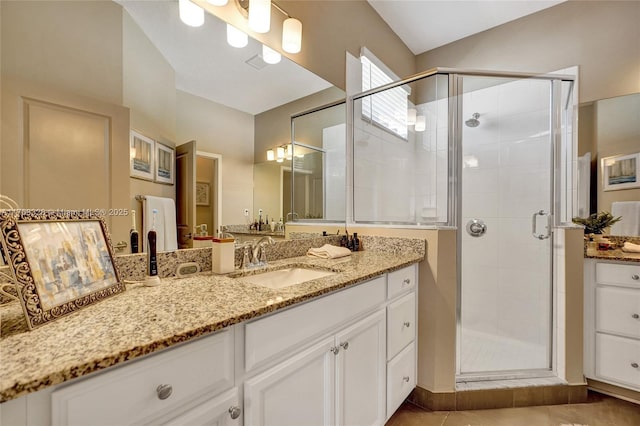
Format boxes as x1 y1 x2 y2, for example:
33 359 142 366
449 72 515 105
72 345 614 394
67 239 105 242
350 68 576 381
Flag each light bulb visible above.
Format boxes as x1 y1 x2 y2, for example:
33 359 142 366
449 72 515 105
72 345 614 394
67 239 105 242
207 0 228 5
276 146 285 159
249 0 271 33
262 45 281 64
179 0 204 27
266 149 275 161
226 24 248 48
282 18 302 53
415 115 426 132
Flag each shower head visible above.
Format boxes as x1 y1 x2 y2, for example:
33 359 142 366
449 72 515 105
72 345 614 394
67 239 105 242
465 113 480 128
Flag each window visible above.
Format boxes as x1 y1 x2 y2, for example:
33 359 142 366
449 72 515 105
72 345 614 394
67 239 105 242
360 51 408 139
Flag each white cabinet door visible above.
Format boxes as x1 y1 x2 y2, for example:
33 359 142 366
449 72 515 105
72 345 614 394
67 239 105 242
335 310 386 426
244 337 336 426
159 388 240 426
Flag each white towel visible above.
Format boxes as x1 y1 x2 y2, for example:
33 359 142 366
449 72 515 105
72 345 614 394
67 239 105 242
143 196 178 252
611 201 640 236
307 244 351 259
622 242 640 253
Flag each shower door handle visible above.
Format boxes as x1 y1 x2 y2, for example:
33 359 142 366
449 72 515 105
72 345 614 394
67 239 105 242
532 210 551 240
466 219 487 237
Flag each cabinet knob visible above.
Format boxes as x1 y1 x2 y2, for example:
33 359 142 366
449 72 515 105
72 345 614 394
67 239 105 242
340 341 349 350
156 384 173 400
632 274 640 281
403 278 411 286
403 376 410 382
403 321 411 328
633 314 640 319
330 346 340 355
632 363 639 369
228 406 242 420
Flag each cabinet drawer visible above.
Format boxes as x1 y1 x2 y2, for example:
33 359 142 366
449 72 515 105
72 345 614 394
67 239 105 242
596 262 640 287
595 333 640 390
387 292 416 360
245 276 386 372
387 341 416 419
161 387 240 426
52 330 234 426
596 286 640 338
387 264 416 300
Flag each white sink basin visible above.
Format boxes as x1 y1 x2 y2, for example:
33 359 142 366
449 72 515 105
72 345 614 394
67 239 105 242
240 267 336 289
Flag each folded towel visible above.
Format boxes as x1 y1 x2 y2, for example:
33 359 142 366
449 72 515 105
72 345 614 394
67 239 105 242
622 241 640 253
307 244 351 259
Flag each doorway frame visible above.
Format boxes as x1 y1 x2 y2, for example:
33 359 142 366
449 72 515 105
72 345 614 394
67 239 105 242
196 151 222 235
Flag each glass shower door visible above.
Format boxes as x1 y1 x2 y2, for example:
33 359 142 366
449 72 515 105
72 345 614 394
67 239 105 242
457 75 554 377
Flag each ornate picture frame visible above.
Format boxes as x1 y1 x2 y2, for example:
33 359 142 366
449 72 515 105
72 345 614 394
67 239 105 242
155 142 175 185
130 130 155 181
0 209 125 330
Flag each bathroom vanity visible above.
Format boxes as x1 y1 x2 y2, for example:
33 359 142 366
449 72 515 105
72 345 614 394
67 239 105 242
584 247 640 395
0 245 421 425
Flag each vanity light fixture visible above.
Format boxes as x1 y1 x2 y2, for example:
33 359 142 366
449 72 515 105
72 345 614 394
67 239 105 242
248 0 271 33
266 149 275 161
285 144 293 160
262 45 281 64
227 23 248 48
282 17 302 53
407 108 417 126
179 0 205 27
415 115 426 132
276 146 285 160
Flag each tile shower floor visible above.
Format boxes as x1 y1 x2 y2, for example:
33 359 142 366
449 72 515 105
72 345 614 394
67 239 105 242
386 391 640 426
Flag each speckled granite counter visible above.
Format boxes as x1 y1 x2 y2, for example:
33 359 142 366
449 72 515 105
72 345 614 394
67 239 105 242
585 245 640 263
0 245 424 402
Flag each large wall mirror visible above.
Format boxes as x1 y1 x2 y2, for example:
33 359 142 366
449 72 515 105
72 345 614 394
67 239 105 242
0 0 346 254
579 92 640 236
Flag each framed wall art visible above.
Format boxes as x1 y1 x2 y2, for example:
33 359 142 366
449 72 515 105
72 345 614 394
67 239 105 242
196 181 210 206
130 130 155 181
155 142 175 185
602 152 640 191
0 209 125 330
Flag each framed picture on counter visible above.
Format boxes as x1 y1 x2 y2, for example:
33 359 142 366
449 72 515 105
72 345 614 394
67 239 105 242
155 142 175 185
0 209 124 330
602 152 640 191
130 130 155 181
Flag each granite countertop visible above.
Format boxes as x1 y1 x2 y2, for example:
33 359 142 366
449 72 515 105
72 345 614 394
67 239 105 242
0 249 423 402
585 245 640 263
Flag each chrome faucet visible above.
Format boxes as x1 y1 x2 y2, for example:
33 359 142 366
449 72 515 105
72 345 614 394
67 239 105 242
251 236 275 266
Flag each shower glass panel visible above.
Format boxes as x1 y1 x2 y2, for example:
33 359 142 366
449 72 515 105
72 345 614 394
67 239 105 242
457 75 554 377
352 74 450 225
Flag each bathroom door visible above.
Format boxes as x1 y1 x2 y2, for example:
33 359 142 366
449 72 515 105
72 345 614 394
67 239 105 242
457 75 554 377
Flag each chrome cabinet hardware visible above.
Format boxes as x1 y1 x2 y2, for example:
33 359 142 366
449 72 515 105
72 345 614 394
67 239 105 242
340 342 349 350
403 278 411 286
633 314 640 319
228 406 241 419
156 384 173 400
632 274 640 280
532 210 552 240
402 376 410 382
113 240 128 252
632 363 639 369
330 346 340 355
403 322 411 328
466 219 487 237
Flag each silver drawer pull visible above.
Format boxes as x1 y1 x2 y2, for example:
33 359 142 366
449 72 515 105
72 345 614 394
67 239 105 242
632 363 639 369
633 314 640 319
403 376 410 382
403 321 411 328
228 406 241 420
340 341 349 350
156 384 173 400
330 346 340 355
632 274 640 281
403 278 411 286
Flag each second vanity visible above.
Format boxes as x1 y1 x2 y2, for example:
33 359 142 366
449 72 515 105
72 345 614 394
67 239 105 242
0 239 423 425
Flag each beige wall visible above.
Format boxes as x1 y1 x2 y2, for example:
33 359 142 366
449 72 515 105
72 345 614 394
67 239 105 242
123 10 178 236
175 90 255 226
416 1 640 104
596 93 640 215
196 0 416 90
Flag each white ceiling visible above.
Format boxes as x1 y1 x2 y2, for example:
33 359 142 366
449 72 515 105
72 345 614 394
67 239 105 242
118 1 333 115
367 0 566 55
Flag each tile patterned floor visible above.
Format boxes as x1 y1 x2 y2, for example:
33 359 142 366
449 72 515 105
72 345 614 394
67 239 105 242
386 391 640 426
